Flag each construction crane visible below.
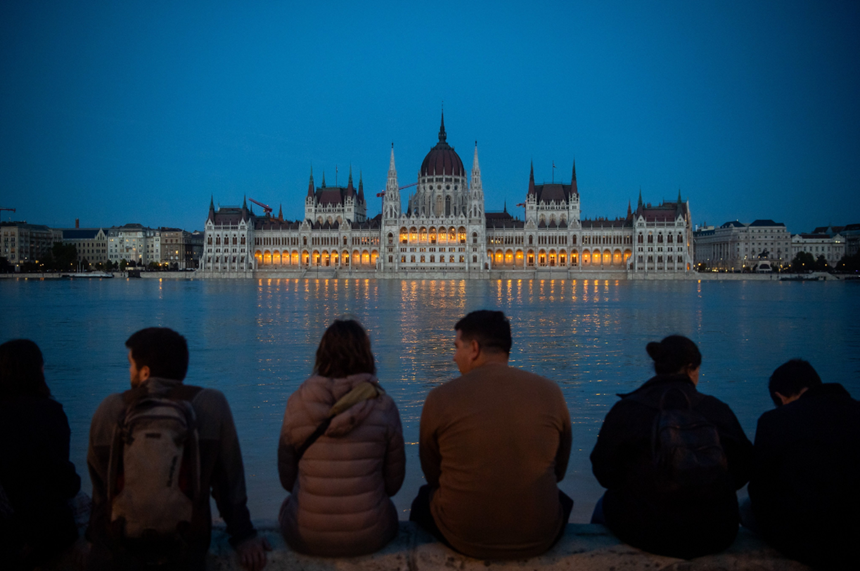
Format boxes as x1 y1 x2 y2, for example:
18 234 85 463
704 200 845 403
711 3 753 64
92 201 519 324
376 182 417 197
0 207 15 217
248 198 273 216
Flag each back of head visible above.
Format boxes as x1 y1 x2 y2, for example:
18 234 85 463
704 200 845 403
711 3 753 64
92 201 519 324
125 328 189 381
0 339 51 400
454 310 512 355
646 335 702 375
769 359 822 405
314 319 376 379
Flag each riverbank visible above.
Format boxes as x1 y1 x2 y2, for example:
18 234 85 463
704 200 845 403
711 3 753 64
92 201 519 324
2 270 850 281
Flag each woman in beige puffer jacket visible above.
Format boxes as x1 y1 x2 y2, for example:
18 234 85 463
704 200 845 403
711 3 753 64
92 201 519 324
277 319 406 556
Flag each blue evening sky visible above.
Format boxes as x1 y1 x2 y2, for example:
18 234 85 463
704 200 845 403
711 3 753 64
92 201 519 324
1 1 858 233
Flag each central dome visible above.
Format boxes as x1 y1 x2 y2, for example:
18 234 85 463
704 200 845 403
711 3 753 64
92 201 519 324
420 113 465 177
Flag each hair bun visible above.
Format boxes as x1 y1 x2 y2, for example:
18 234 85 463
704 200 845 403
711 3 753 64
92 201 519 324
646 341 664 361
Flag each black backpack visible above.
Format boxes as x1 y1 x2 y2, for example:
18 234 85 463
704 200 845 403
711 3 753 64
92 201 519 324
643 387 729 497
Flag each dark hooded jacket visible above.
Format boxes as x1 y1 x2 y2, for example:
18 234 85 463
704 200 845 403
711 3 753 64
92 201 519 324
278 373 405 556
749 383 860 570
590 374 753 558
0 395 80 569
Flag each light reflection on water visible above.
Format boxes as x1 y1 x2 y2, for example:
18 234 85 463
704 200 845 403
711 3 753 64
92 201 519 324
1 278 858 523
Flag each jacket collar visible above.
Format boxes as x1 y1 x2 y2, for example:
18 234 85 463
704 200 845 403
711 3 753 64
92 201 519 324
137 376 183 395
800 382 851 401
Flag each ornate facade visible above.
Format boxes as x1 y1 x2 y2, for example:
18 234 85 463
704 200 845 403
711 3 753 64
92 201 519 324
201 115 695 277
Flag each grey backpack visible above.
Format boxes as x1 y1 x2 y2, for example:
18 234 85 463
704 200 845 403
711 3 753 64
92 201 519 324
107 386 202 548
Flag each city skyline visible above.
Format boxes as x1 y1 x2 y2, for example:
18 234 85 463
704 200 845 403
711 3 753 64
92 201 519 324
2 1 858 234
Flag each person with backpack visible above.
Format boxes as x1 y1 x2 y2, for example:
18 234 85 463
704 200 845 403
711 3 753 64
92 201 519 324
277 318 405 556
0 339 82 571
590 335 753 559
85 328 270 570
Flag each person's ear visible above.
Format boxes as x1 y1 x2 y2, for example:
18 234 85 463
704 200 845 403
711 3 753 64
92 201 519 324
139 365 151 382
469 339 481 361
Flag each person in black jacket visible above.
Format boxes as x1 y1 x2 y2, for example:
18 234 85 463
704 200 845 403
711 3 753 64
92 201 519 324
0 339 81 571
590 335 753 559
748 359 860 570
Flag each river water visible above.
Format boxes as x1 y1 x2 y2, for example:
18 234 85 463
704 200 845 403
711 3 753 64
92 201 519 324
2 277 858 523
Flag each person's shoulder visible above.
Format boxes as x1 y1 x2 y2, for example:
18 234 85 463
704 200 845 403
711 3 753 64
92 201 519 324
93 391 125 418
189 385 230 410
694 391 742 420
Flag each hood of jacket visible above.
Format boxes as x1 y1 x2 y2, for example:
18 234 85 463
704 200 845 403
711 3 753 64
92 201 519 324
304 373 381 438
619 373 706 409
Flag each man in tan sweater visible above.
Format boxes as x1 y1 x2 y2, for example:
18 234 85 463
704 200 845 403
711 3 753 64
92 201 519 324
411 310 573 559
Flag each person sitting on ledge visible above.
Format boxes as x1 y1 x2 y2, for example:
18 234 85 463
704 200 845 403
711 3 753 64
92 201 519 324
278 319 405 556
590 335 753 559
85 327 269 571
0 339 82 571
411 310 573 559
748 359 860 570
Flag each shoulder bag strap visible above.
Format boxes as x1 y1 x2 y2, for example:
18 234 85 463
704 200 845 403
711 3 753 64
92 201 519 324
294 381 384 462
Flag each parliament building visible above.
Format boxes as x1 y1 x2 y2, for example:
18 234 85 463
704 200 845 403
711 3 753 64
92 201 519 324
201 115 694 278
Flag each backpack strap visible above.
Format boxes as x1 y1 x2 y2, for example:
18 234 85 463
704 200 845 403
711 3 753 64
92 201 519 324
657 386 693 411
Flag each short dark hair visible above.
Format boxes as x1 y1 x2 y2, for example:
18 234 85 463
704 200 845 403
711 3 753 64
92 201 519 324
314 319 376 379
646 335 702 375
769 359 822 405
454 310 512 355
0 339 51 400
125 328 189 381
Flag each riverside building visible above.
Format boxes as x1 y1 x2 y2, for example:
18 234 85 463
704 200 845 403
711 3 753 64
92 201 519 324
693 219 791 271
201 115 695 278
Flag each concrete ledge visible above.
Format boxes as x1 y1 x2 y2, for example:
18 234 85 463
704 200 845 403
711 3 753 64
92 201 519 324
205 523 808 571
42 522 810 570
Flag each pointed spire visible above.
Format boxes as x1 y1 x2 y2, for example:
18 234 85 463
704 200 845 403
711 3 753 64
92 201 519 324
242 195 247 209
570 158 578 194
321 171 326 187
307 167 314 198
472 141 480 171
528 161 536 195
637 188 643 209
438 108 447 143
389 143 396 172
278 203 283 221
503 199 507 213
677 188 682 204
627 200 632 218
358 171 364 202
208 195 216 222
346 165 355 197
